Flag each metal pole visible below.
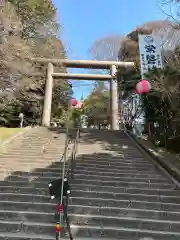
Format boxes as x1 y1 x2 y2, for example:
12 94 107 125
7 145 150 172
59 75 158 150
110 65 119 130
42 62 53 126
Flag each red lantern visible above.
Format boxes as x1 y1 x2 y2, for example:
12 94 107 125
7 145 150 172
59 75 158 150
136 79 151 94
56 223 61 232
74 102 83 109
71 98 78 106
57 203 63 213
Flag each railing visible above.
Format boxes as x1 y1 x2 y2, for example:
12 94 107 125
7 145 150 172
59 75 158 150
67 127 80 182
49 126 80 240
63 127 80 240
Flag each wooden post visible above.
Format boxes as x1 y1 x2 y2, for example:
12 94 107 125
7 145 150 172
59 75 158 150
110 65 119 130
42 63 54 127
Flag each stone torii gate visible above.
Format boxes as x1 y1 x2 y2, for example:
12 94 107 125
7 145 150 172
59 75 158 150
33 58 134 130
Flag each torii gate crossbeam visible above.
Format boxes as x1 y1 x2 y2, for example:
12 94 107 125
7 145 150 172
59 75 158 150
32 58 134 130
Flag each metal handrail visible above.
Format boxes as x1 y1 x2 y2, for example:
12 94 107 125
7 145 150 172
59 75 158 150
67 127 80 182
55 126 80 240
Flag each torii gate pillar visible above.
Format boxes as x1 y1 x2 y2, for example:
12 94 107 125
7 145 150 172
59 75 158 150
110 65 119 130
42 63 53 127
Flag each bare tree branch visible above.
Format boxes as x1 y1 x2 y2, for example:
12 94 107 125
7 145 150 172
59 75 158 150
89 35 125 61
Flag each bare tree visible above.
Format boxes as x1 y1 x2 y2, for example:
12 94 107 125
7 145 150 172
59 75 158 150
141 20 180 51
122 95 143 128
0 2 33 93
119 20 180 68
158 0 180 27
89 35 125 61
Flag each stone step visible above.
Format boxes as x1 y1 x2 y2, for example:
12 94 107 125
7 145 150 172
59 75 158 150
74 165 169 176
3 174 170 185
68 213 180 232
0 171 65 178
1 210 180 231
72 168 170 177
71 190 180 204
0 192 50 203
0 201 56 213
71 185 179 196
4 149 63 153
0 186 49 195
2 168 167 181
0 162 67 168
15 138 64 142
59 224 180 240
0 210 55 223
22 166 164 175
0 160 65 165
9 146 66 151
72 172 168 180
0 170 166 180
72 181 175 189
0 184 178 196
74 162 160 170
80 154 149 162
0 179 174 190
67 205 180 221
0 165 64 172
81 152 144 158
0 232 54 240
6 142 64 147
2 188 180 205
7 143 65 147
75 160 154 168
0 220 55 236
17 168 166 179
5 174 68 182
73 177 171 185
0 154 65 158
0 198 179 216
76 158 152 165
2 201 180 221
70 196 180 212
27 167 69 174
0 220 180 239
110 152 144 157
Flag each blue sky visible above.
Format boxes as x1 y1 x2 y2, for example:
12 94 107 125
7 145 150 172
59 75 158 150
52 0 166 101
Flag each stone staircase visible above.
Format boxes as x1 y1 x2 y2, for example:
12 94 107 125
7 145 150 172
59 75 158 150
0 127 70 240
0 128 180 239
67 130 180 239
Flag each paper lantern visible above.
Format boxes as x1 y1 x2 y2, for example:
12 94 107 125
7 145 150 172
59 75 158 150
136 79 151 94
71 98 78 106
57 203 63 213
74 102 83 109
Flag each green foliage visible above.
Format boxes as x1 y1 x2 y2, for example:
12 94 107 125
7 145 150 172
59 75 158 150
83 82 110 125
141 94 170 121
140 66 180 149
0 100 20 126
70 108 82 127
